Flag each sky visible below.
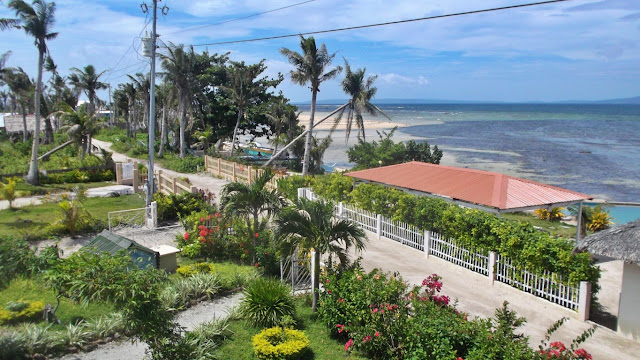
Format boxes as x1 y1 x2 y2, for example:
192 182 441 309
1 0 640 103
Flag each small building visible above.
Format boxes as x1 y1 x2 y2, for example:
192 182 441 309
84 230 158 270
578 219 640 341
151 244 181 273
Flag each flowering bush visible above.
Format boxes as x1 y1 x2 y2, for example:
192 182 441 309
319 267 594 360
178 211 243 260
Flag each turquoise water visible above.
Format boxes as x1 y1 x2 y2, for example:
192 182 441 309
583 203 640 225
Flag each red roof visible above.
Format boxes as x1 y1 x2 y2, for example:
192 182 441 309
345 162 592 211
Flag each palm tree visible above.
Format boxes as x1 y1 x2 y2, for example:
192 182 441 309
0 0 19 30
334 60 390 142
274 198 366 311
0 51 11 86
265 98 301 156
9 0 58 185
68 65 107 117
220 170 285 264
118 82 136 138
5 67 33 142
280 36 341 176
221 60 269 156
156 82 175 157
56 103 102 160
160 43 198 158
127 72 150 130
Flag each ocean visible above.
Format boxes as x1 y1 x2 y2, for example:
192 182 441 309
297 103 640 205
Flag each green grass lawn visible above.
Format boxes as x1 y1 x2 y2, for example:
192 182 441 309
503 212 578 239
0 277 115 330
213 298 368 360
0 194 146 240
13 181 115 197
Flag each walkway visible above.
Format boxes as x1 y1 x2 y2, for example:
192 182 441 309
58 293 243 360
352 230 638 360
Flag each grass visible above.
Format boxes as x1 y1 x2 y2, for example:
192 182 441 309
0 277 114 330
503 212 578 239
0 193 146 240
212 297 368 360
13 181 114 197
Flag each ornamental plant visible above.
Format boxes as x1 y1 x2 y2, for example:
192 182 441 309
240 277 296 328
252 326 310 360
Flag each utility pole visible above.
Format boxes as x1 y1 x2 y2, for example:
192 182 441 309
141 0 167 206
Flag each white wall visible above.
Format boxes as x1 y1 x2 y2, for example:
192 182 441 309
618 262 640 341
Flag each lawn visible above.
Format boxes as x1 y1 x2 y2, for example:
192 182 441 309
503 212 578 239
213 298 368 360
0 277 115 330
13 181 115 197
0 193 146 240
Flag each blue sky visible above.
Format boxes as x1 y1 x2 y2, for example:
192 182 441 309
1 0 639 103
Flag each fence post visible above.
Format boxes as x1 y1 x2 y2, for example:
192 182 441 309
338 202 343 217
280 260 284 282
217 158 222 176
157 170 163 192
376 214 382 240
578 281 591 321
172 177 178 194
133 168 139 192
204 155 208 172
147 201 158 229
488 252 497 285
297 188 305 199
423 230 431 258
248 166 253 183
115 163 123 184
232 163 237 181
310 249 316 295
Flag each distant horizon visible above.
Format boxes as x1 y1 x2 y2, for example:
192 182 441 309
292 95 640 106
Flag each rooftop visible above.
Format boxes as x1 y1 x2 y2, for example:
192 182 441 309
345 161 592 213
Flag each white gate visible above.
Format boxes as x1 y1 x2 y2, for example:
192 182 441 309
107 202 157 231
280 253 311 292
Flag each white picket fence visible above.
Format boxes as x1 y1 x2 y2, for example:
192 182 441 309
298 188 588 315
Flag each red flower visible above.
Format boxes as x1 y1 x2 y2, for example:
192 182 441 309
245 250 249 255
574 349 592 359
337 298 344 303
336 324 345 333
550 342 566 352
255 232 259 238
183 232 189 240
362 335 372 343
325 279 330 284
344 339 353 351
200 217 205 222
255 262 259 268
374 331 380 337
199 230 208 237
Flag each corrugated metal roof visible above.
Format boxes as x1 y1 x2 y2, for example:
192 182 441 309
345 162 591 211
84 230 156 255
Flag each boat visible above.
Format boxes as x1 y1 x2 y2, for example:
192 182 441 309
221 141 274 158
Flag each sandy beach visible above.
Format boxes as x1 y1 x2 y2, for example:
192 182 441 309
297 112 408 130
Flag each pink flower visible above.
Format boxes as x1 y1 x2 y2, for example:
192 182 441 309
344 339 353 351
255 232 259 238
362 335 372 343
374 331 380 337
200 217 205 222
183 232 189 240
372 308 378 313
338 298 344 303
550 341 566 352
336 324 345 333
574 349 592 359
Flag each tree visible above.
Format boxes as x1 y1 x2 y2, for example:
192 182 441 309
156 82 175 157
0 0 19 30
265 97 302 156
274 197 366 311
127 72 151 130
4 67 33 142
160 43 199 158
0 51 10 86
280 36 341 176
221 60 280 155
9 0 58 185
68 64 107 117
57 103 102 159
334 60 390 142
220 170 285 264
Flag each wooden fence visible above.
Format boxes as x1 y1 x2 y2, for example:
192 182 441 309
299 187 591 320
204 155 286 190
155 169 197 195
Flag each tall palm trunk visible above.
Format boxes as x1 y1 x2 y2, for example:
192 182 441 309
179 95 187 158
230 107 243 156
26 49 44 185
21 105 28 143
44 116 54 144
252 211 259 264
302 89 318 176
158 103 167 157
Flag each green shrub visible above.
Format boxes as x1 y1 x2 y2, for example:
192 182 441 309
154 191 216 222
0 329 28 360
240 278 295 328
0 300 45 325
276 175 312 201
252 327 309 360
159 154 204 173
176 263 216 277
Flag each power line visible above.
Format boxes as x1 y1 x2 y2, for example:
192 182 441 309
104 14 152 83
190 0 572 47
164 0 317 36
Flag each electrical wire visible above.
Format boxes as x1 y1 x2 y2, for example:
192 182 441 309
104 13 152 83
190 0 572 47
164 0 317 36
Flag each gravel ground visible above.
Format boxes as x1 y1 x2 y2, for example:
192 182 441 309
57 292 244 360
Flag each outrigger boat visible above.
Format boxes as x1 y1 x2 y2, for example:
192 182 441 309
222 141 274 158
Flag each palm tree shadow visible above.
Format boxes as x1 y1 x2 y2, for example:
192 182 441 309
590 307 618 331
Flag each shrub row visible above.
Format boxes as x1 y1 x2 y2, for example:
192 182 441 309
40 169 114 185
0 300 44 325
278 174 600 289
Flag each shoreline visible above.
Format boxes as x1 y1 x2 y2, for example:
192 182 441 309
298 112 409 130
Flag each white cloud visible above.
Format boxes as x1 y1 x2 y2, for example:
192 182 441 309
377 73 429 86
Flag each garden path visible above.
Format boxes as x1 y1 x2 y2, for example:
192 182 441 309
91 139 230 204
57 292 243 360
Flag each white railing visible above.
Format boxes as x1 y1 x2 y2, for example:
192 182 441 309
381 217 424 251
297 187 588 314
342 203 377 233
429 232 489 276
495 254 579 310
